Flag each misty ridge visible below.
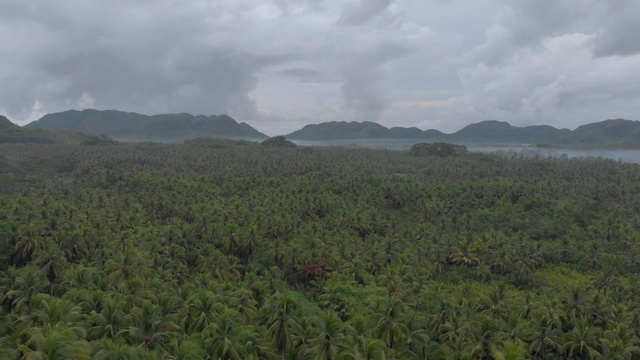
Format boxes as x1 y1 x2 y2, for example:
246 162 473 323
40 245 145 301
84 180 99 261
24 109 267 142
3 108 640 163
20 108 640 148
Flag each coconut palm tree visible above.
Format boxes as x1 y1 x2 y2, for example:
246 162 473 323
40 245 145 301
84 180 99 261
174 338 206 360
307 311 354 360
87 297 127 340
493 340 526 360
202 307 248 360
563 317 603 359
18 324 90 360
468 318 501 360
262 291 300 360
13 225 45 265
374 297 409 350
480 285 509 321
448 240 480 267
4 266 49 311
32 241 66 286
354 336 387 360
528 316 562 359
119 301 178 357
600 324 640 360
91 339 147 360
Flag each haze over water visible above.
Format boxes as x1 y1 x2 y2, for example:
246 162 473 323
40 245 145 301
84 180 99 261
292 139 640 164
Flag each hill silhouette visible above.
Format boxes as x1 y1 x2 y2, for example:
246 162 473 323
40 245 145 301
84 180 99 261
19 109 640 147
286 121 430 140
26 109 267 141
286 118 640 147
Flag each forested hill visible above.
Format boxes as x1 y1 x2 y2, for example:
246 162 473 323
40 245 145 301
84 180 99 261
25 109 268 141
0 114 97 145
286 121 436 140
287 118 640 147
451 119 640 146
0 115 54 144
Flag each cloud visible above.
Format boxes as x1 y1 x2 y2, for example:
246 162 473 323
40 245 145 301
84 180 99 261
340 64 390 122
277 68 321 78
455 1 604 68
593 2 640 56
0 0 433 129
248 2 438 128
28 101 46 124
394 100 448 109
77 93 95 109
424 1 640 131
0 1 285 123
1 0 638 134
338 0 392 25
335 40 415 121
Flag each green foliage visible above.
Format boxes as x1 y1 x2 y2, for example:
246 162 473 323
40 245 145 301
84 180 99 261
0 122 55 144
0 140 639 358
410 142 467 156
81 135 119 146
261 135 297 148
184 137 259 149
0 221 14 270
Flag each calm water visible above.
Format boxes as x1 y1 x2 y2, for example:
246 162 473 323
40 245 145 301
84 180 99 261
292 138 640 164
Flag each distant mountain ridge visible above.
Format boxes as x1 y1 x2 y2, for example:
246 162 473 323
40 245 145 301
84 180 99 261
26 109 267 141
18 109 640 147
286 118 640 147
285 121 429 140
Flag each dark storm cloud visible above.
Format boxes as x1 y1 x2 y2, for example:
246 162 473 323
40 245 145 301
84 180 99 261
42 46 270 118
0 0 280 121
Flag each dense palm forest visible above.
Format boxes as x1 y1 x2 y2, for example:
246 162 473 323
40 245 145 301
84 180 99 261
1 138 640 359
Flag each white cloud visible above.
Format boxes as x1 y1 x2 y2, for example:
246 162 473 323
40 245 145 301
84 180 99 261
27 100 46 124
77 93 95 109
386 1 640 133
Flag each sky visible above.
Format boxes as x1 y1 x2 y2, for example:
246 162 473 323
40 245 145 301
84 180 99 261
1 0 640 135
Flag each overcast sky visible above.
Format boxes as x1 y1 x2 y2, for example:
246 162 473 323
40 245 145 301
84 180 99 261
1 0 639 135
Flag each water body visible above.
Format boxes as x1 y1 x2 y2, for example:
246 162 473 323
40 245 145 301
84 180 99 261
292 139 640 164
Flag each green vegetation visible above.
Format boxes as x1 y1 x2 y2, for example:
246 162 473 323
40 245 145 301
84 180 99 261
0 115 54 144
1 138 640 359
261 136 297 148
410 142 467 157
286 121 430 140
81 135 119 146
1 115 105 146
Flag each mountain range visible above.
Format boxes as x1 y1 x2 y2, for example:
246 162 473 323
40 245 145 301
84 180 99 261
5 109 640 147
25 109 267 141
286 119 640 147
